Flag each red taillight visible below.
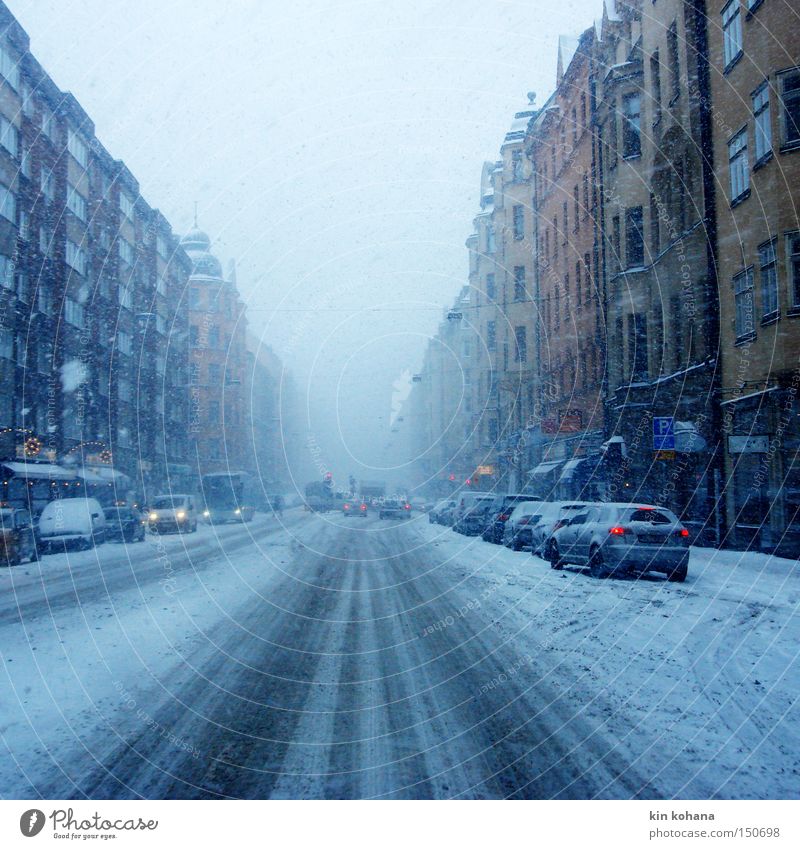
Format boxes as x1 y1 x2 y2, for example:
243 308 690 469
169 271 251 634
344 504 350 510
609 526 627 535
360 504 367 511
498 513 509 521
518 518 530 526
679 528 689 537
404 503 411 510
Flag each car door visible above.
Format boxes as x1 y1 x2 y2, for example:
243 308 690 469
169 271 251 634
560 510 588 561
573 506 602 562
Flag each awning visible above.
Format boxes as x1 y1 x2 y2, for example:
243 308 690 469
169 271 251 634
76 467 132 486
1 461 76 481
600 436 627 458
559 455 602 483
529 459 565 478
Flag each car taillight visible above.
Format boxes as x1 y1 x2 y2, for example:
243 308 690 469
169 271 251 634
678 528 689 537
498 513 509 521
552 520 565 531
518 518 530 525
360 504 367 511
344 504 350 510
609 526 627 535
404 504 411 510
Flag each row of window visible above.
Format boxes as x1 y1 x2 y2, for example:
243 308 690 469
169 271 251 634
733 233 800 341
727 69 800 203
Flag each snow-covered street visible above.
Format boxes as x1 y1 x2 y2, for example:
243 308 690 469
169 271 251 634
1 509 797 799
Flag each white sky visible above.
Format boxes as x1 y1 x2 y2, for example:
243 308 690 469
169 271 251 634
9 0 601 484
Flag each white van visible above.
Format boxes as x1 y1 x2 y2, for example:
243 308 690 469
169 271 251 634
147 494 198 534
38 497 107 550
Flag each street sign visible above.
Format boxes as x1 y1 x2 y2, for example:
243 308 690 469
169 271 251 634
728 435 770 454
655 450 676 461
653 417 675 451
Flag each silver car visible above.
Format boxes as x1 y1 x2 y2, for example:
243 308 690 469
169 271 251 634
531 501 588 557
548 502 690 581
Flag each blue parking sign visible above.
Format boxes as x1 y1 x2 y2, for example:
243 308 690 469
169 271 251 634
653 417 675 450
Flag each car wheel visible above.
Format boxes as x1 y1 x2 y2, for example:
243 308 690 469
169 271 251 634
548 542 563 570
668 562 688 582
589 546 610 579
512 536 523 551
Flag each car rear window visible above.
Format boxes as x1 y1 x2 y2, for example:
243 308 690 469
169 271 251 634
628 509 673 524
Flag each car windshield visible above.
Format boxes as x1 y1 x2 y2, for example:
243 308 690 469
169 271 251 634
152 497 185 510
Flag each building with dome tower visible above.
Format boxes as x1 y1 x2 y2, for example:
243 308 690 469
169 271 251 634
180 221 250 477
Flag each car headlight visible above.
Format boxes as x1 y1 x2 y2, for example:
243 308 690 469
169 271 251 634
203 510 210 517
234 508 241 515
149 512 158 521
176 510 186 520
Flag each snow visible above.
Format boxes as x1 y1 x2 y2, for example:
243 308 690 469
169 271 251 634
416 523 800 798
60 360 88 393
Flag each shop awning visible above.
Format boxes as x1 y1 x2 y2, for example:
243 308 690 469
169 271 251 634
2 461 76 481
76 466 132 486
529 459 565 478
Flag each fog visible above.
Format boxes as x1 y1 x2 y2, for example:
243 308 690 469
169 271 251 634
9 0 600 490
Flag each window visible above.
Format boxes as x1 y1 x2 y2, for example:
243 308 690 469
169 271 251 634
486 224 496 253
67 129 89 168
117 427 131 447
0 43 20 90
612 214 621 272
189 287 201 309
486 320 496 351
66 186 87 221
779 69 800 148
64 298 85 329
668 22 680 98
733 267 755 340
514 266 526 301
189 325 200 347
17 208 29 240
208 363 221 385
625 206 644 268
786 232 800 309
155 314 166 335
562 201 568 242
581 93 587 129
582 174 589 219
752 83 772 162
630 313 648 380
65 239 87 275
0 254 12 289
156 234 169 259
575 261 582 306
0 115 17 157
118 379 131 402
120 192 134 220
208 400 220 423
39 226 52 258
728 129 749 202
38 285 52 315
19 142 30 177
608 101 618 166
554 216 559 259
0 184 15 222
573 185 580 230
39 169 55 202
118 237 134 265
118 286 132 309
40 107 56 141
512 150 524 181
759 239 778 319
0 327 11 359
21 84 34 118
116 330 132 355
649 193 660 256
208 439 222 460
512 205 524 239
722 1 743 69
622 93 641 158
514 326 527 363
15 271 27 302
208 325 219 348
651 51 663 125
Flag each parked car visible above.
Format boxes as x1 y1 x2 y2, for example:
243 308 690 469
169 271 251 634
452 494 496 533
429 499 456 524
147 494 198 534
532 501 589 557
501 501 545 550
104 506 146 543
342 499 368 517
379 498 412 519
38 497 107 551
482 493 541 544
456 500 497 536
548 502 690 581
0 507 38 565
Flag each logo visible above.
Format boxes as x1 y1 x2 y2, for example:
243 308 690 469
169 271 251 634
19 809 45 837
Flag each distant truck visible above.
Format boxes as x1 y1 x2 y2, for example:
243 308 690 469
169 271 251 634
305 480 333 512
359 481 386 502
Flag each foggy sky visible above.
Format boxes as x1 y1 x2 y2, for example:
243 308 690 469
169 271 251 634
10 0 600 489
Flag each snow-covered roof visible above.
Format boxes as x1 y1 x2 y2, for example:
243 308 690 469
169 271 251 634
2 462 75 481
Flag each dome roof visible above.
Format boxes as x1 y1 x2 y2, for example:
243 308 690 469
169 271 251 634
180 227 211 254
191 252 223 279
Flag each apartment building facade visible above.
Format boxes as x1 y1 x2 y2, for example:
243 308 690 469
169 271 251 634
711 0 800 554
